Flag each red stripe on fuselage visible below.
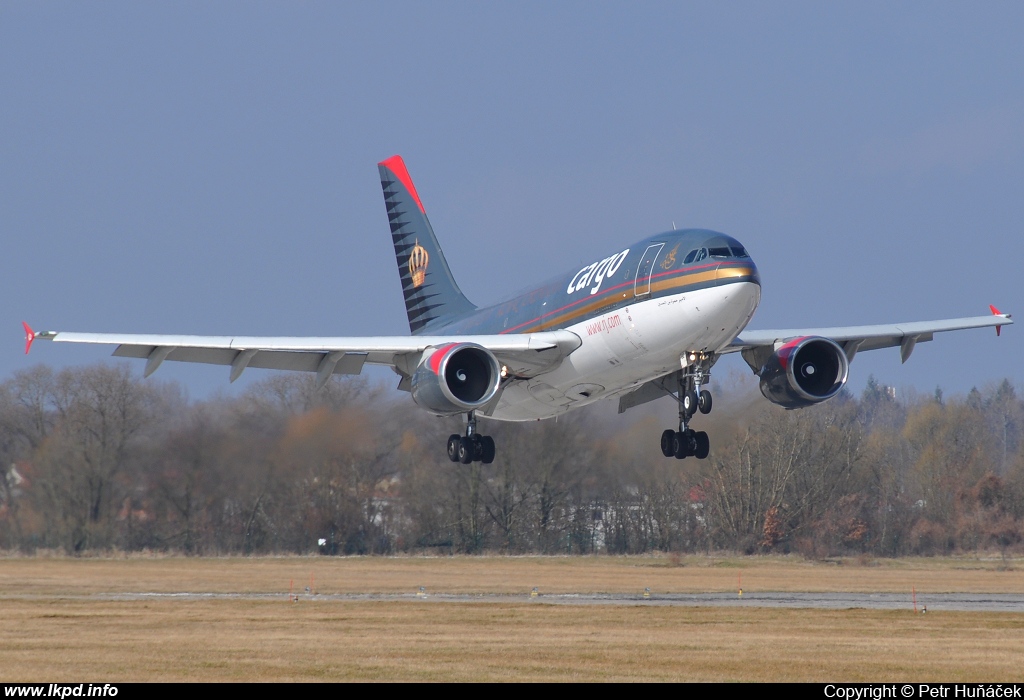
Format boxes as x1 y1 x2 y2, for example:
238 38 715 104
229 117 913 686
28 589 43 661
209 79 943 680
379 155 426 214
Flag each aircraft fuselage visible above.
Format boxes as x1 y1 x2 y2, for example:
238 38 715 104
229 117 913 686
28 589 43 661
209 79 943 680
425 229 761 420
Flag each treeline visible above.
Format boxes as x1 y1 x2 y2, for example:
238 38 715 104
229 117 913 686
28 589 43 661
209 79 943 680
1 364 1022 557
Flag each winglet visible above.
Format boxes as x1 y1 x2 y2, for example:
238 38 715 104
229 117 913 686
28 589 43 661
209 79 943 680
990 305 1010 336
22 322 35 354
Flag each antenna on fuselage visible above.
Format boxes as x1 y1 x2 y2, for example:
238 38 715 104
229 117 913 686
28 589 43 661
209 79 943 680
672 221 677 230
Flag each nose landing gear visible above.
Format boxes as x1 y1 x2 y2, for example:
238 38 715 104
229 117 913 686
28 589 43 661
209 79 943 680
446 411 496 464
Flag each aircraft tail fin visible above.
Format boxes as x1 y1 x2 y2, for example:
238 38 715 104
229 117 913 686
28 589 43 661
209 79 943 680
378 156 477 334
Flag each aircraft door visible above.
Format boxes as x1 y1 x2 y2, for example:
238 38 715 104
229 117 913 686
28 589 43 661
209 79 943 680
634 243 665 298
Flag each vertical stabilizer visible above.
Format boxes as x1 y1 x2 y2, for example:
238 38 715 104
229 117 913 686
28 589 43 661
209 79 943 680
378 156 477 334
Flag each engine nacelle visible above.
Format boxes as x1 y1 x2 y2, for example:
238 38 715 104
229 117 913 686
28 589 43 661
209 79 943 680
759 336 849 409
410 342 502 415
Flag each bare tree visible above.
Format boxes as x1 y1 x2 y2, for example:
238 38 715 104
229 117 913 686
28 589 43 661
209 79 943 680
904 398 990 530
271 405 396 553
30 365 167 552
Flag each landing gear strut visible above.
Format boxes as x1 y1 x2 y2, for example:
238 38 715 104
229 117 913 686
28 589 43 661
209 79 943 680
447 411 495 464
659 353 714 460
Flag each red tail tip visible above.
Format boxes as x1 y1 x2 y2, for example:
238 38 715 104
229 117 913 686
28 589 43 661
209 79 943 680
378 155 426 214
22 322 35 355
990 305 1003 316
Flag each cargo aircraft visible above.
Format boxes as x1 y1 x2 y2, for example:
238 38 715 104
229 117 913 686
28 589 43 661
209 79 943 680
24 156 1012 464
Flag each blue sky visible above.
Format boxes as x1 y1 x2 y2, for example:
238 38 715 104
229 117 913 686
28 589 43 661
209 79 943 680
2 2 1021 401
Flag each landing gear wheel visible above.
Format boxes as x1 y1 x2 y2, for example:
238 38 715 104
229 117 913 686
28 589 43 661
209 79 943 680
480 435 496 464
458 437 475 465
673 430 691 460
694 431 710 459
660 429 676 457
447 434 462 462
682 391 699 417
698 390 712 415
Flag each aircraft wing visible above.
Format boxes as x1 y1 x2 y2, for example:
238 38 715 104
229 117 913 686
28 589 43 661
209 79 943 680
725 308 1012 372
24 326 583 388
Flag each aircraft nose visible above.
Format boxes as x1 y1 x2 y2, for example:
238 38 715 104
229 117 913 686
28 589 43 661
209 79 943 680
749 259 761 286
715 258 760 286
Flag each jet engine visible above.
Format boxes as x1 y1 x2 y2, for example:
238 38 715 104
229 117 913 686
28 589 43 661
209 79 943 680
758 336 849 409
410 342 503 415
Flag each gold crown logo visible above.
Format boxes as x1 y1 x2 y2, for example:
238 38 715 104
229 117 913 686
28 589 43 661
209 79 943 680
408 239 429 288
660 243 679 270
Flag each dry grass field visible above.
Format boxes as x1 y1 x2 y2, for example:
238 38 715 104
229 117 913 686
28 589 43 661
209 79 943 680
2 554 1023 682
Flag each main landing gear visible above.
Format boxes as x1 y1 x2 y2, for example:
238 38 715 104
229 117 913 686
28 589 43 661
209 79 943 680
660 355 713 460
446 411 495 464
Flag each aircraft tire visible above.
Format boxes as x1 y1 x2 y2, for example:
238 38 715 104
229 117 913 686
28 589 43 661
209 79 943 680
447 434 462 462
698 390 712 414
673 431 689 459
480 435 496 464
458 437 475 464
694 431 710 459
683 391 698 417
660 429 676 457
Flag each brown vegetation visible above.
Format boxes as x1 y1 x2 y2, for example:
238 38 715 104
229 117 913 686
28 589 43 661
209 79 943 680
1 364 1023 558
1 554 1022 596
7 600 1024 682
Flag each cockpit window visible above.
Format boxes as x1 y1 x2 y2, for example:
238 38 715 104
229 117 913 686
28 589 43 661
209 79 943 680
684 243 747 264
682 248 708 265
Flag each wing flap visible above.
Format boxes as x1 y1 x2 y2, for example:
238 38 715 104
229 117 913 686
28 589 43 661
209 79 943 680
616 373 675 414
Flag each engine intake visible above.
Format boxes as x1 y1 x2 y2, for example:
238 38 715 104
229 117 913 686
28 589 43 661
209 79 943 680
411 343 502 415
759 336 849 409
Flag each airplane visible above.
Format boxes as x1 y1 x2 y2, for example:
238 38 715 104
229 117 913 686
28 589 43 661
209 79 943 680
24 155 1013 464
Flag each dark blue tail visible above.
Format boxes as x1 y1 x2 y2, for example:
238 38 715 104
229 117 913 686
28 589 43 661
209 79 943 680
378 156 477 334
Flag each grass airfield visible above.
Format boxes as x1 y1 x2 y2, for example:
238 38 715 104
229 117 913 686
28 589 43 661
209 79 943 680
2 554 1023 682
